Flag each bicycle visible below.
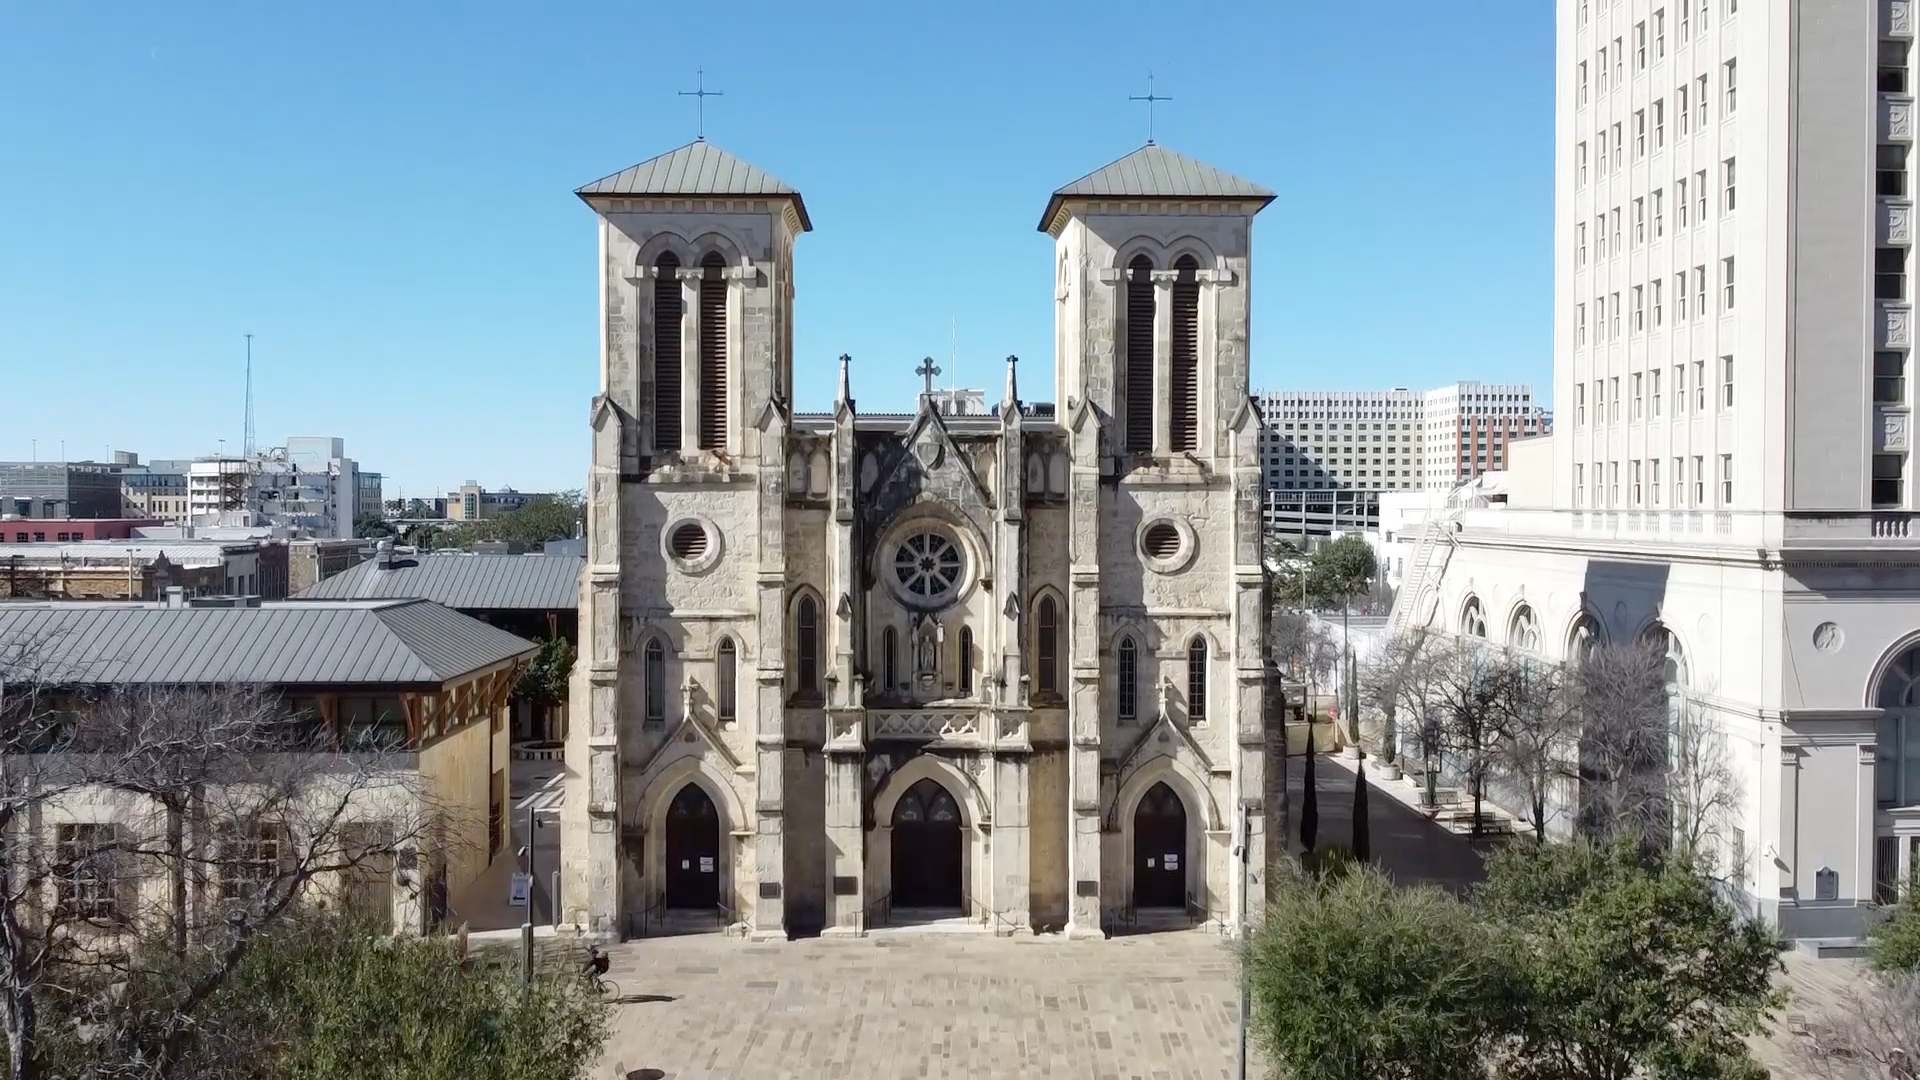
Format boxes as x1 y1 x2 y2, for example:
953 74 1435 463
584 945 620 1001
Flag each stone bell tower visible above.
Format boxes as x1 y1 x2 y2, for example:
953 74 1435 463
1040 143 1274 937
564 140 811 938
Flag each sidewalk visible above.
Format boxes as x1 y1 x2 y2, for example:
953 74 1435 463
1289 751 1489 895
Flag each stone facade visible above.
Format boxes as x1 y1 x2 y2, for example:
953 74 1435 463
561 141 1278 939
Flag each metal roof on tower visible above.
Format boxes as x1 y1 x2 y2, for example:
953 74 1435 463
1038 143 1273 232
575 141 812 231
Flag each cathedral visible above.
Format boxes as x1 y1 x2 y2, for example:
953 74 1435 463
559 137 1280 939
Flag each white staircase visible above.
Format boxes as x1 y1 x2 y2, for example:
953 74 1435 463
1385 504 1465 639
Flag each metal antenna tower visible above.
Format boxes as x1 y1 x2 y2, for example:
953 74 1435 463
243 333 256 459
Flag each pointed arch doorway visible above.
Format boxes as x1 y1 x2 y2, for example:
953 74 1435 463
1133 782 1187 909
664 784 720 909
890 779 962 910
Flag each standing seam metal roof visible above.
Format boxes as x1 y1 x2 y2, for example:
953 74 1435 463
1038 143 1274 231
289 553 581 611
575 140 813 231
0 600 536 686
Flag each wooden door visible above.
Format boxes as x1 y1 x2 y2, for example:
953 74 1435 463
664 784 719 909
1133 782 1187 909
890 779 962 909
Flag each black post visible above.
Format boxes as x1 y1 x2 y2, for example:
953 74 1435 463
1300 724 1318 853
1352 760 1371 863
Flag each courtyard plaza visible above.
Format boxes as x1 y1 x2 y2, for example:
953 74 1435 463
585 751 1877 1079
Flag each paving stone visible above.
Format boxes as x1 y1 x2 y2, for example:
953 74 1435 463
596 930 1254 1080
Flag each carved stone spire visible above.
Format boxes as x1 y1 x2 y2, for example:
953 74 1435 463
836 353 852 409
1003 354 1020 409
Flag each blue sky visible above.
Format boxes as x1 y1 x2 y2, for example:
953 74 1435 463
0 2 1554 499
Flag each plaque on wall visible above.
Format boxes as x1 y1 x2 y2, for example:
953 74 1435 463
833 876 859 896
1075 879 1099 898
760 882 783 900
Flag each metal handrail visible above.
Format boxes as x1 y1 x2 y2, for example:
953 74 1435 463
861 891 890 933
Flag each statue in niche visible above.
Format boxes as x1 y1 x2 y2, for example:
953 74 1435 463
913 618 944 683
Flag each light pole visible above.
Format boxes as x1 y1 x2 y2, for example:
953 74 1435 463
1234 799 1252 1080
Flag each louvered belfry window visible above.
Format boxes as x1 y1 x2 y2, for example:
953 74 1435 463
653 252 683 452
1125 254 1155 453
1170 255 1200 452
698 252 728 450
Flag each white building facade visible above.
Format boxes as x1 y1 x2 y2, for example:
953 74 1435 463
1398 0 1920 938
560 140 1281 940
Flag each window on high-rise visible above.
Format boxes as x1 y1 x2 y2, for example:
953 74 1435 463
1651 368 1663 416
1635 23 1647 70
1696 75 1709 126
1720 455 1734 505
1721 355 1734 409
1612 208 1622 252
1598 46 1610 92
1634 198 1646 245
1654 9 1666 59
1880 144 1910 197
1614 38 1625 82
1653 278 1664 327
1577 142 1589 187
1722 158 1737 213
1578 61 1589 106
1612 123 1623 172
1577 221 1588 266
1876 350 1908 404
1882 39 1911 93
1695 360 1707 411
1633 373 1644 420
1610 376 1621 421
1633 285 1645 331
1878 248 1908 301
1634 110 1647 158
1651 458 1663 506
1677 176 1690 228
1678 84 1691 136
1874 454 1907 507
1693 456 1706 506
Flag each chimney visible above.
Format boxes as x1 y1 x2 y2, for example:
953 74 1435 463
163 586 186 609
375 537 396 570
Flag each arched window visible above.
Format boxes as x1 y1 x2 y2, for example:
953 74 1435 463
1170 255 1201 453
653 253 683 452
882 625 898 690
1117 635 1139 721
1509 603 1541 652
1036 595 1060 696
1187 635 1208 722
1461 596 1488 638
1568 613 1602 662
1873 643 1920 809
795 595 820 696
698 252 728 450
957 626 974 695
1124 254 1155 453
716 637 737 723
644 638 666 723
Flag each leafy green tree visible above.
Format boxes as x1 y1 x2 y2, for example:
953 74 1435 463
353 513 394 540
1309 533 1377 610
433 492 584 552
1475 839 1785 1080
40 913 611 1079
514 636 575 742
1868 890 1920 974
1248 866 1508 1080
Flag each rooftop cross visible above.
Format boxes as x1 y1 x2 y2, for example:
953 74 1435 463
679 68 725 142
916 357 942 396
1129 74 1172 146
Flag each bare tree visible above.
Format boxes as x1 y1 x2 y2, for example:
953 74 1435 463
1789 973 1920 1080
1566 640 1673 847
1564 640 1743 864
1357 629 1434 769
1428 639 1511 836
0 650 443 1080
1489 650 1582 843
1389 633 1452 807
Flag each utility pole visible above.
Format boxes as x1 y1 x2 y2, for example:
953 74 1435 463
1235 799 1252 1080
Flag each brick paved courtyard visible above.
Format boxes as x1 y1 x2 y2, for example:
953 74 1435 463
596 929 1252 1080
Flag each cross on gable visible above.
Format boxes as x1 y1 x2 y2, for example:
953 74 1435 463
916 357 942 396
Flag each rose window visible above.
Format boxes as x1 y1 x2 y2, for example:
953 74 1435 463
892 532 963 599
